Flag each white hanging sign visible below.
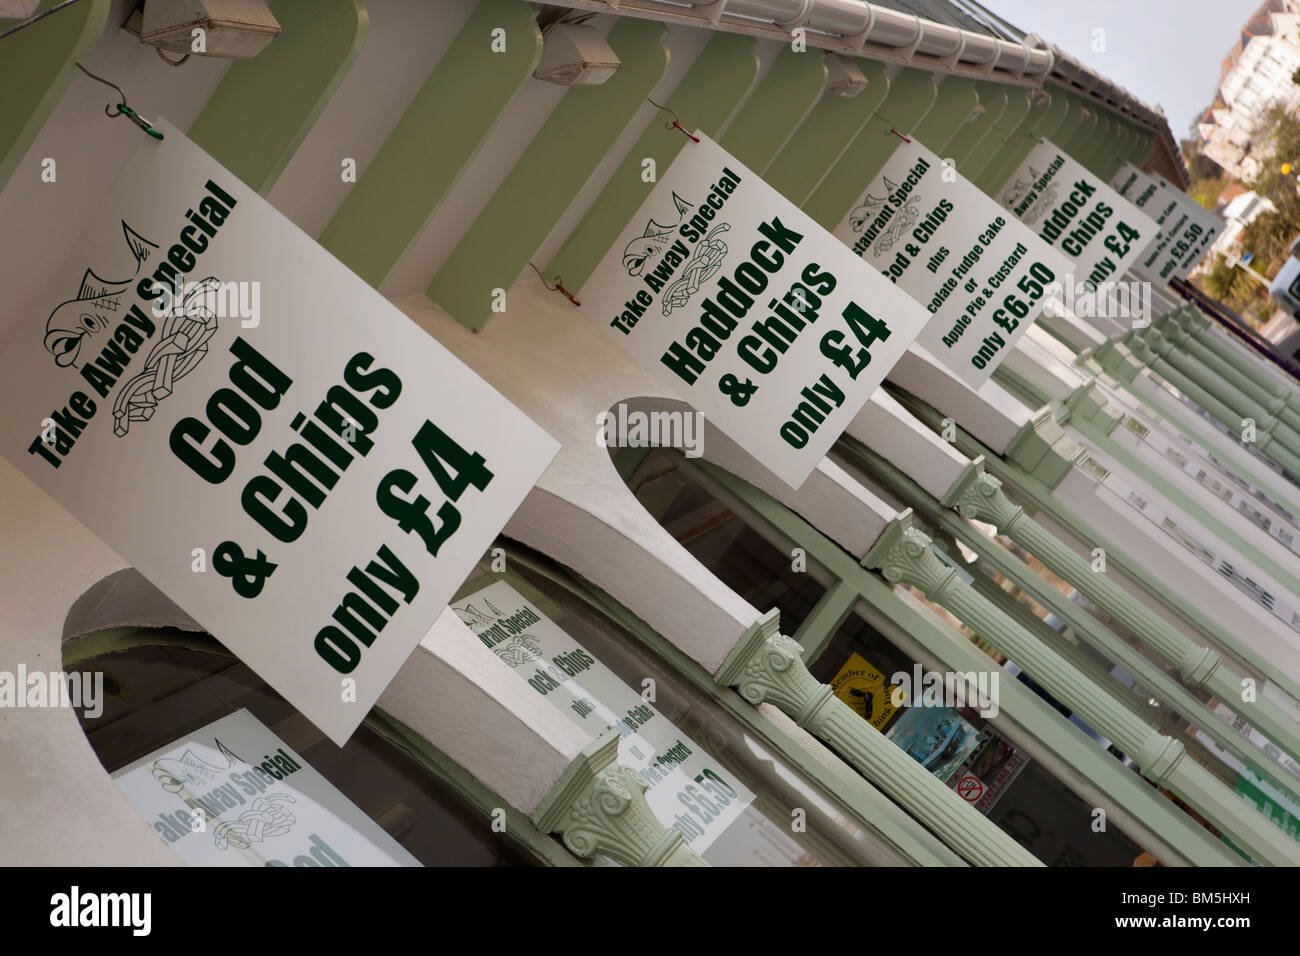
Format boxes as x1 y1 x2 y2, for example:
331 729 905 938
111 709 421 866
578 132 931 488
831 140 1075 387
0 123 560 746
996 140 1158 290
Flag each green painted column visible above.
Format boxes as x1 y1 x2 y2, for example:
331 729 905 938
762 60 890 206
0 0 109 193
962 83 1031 184
188 0 369 195
1161 312 1300 433
320 0 542 288
942 459 1300 771
1180 308 1300 403
942 82 1006 170
546 31 760 292
913 74 979 154
1052 383 1300 600
843 435 1300 803
695 457 1242 865
1134 327 1300 461
426 17 669 330
892 388 1300 707
719 47 827 174
975 91 1072 193
864 512 1300 866
801 67 935 229
716 611 1041 866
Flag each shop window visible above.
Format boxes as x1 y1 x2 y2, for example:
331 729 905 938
622 447 830 637
616 447 1151 865
452 546 889 866
814 602 1147 865
66 633 536 867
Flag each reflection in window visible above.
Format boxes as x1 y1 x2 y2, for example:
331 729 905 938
68 636 535 866
455 547 890 866
623 448 827 638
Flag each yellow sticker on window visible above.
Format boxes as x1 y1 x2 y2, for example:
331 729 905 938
830 653 898 730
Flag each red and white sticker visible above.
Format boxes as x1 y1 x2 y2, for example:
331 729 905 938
956 774 985 803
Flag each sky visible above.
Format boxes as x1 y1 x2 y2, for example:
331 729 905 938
984 0 1268 139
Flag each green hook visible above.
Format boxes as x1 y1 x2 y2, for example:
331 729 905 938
75 63 164 141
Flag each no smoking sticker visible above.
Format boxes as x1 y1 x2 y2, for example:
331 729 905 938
956 774 984 803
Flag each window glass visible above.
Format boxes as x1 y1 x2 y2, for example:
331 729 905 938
68 637 535 866
454 549 890 866
627 450 829 636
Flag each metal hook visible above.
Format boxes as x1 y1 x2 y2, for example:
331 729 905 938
75 62 164 140
646 97 700 143
528 263 581 307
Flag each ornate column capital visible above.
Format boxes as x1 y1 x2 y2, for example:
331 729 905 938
862 510 958 600
715 610 832 722
715 609 1041 866
940 457 1025 531
533 729 707 867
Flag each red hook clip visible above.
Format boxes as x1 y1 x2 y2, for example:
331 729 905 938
529 263 580 307
647 97 700 142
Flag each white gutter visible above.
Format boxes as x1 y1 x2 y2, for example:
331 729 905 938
557 0 1054 82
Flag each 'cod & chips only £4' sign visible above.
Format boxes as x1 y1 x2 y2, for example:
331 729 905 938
0 123 559 746
578 133 932 489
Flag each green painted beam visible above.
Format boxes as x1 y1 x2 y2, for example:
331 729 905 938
963 83 1031 184
547 31 759 293
1127 124 1155 166
188 0 368 195
761 59 890 208
0 0 109 194
719 47 827 175
427 18 669 330
1095 123 1133 180
943 82 1005 171
801 67 937 230
320 0 542 288
1061 95 1099 158
1078 111 1114 173
913 74 979 155
976 91 1071 193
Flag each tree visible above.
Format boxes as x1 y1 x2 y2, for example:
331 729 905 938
1247 104 1300 222
1241 208 1294 275
1201 254 1265 314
